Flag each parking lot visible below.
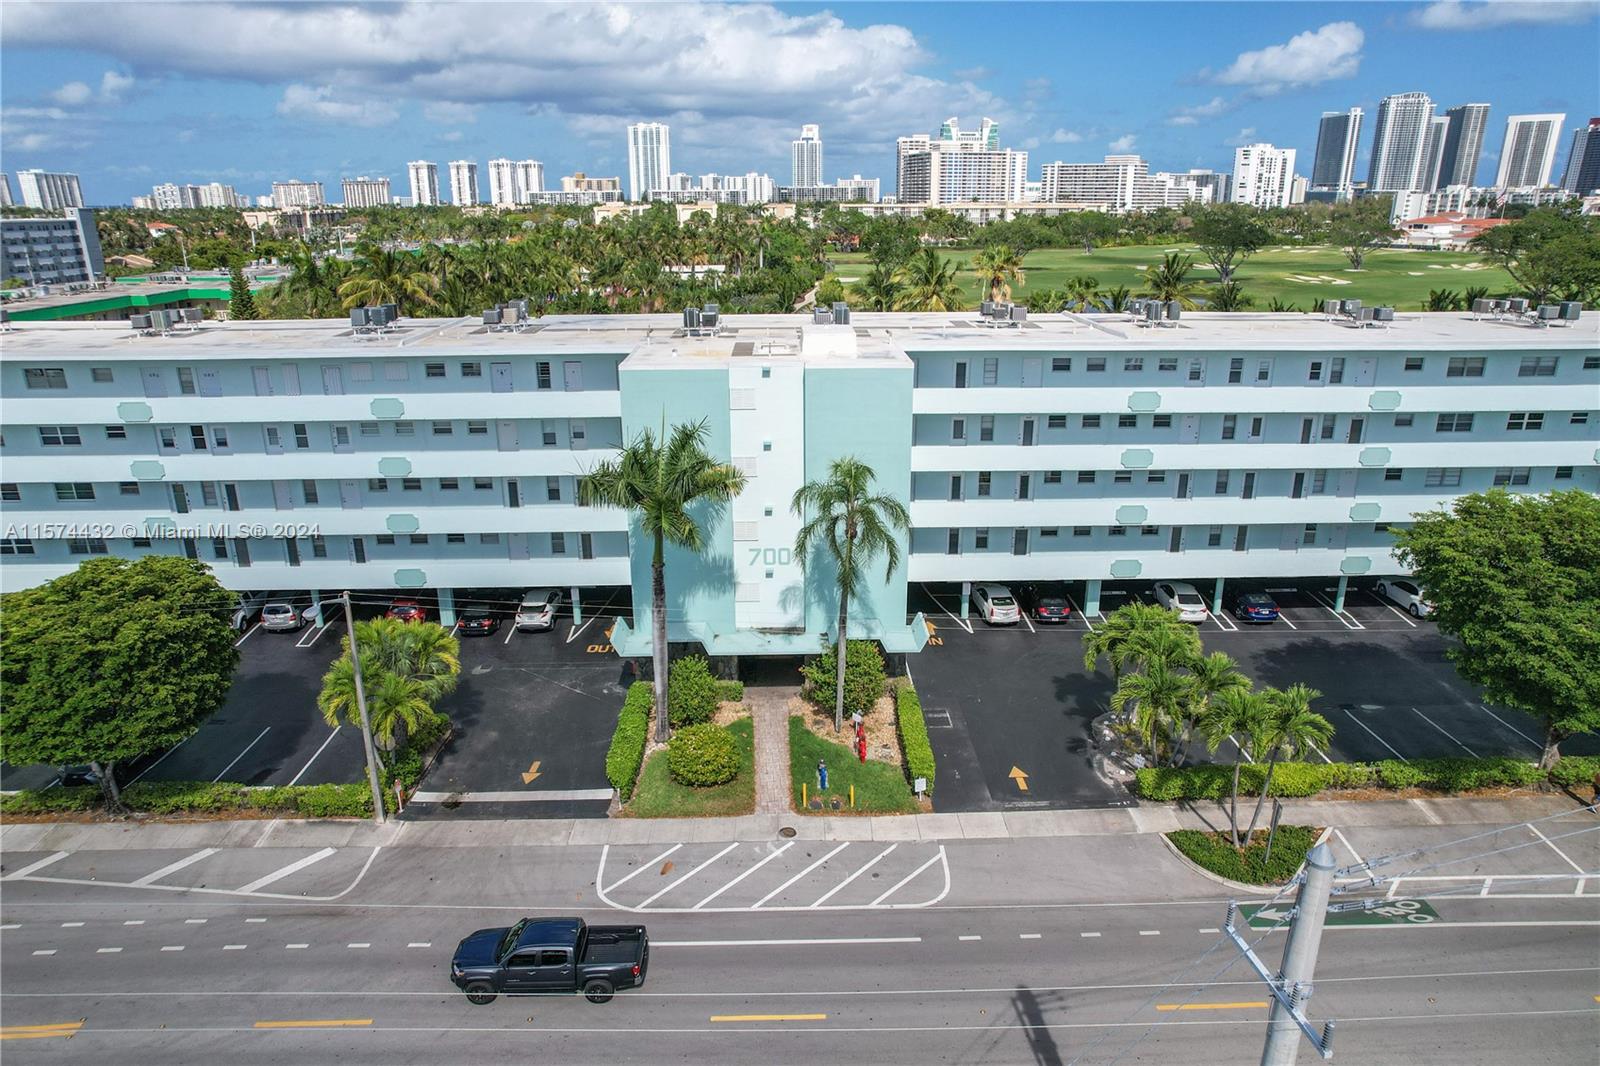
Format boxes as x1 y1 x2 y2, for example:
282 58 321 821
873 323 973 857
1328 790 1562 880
907 579 1591 814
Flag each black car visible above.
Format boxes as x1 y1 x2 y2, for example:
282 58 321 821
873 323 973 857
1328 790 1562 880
457 610 500 636
1229 591 1281 623
1018 583 1073 622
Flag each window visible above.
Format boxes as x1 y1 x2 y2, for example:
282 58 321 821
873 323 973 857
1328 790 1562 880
351 362 374 382
0 539 35 555
1073 526 1091 536
1394 413 1414 427
974 528 989 550
1492 467 1531 486
480 533 500 544
54 482 95 500
536 361 553 389
1048 415 1067 429
1108 525 1126 536
1435 413 1474 432
1051 357 1071 372
1124 357 1144 373
1207 526 1223 548
24 367 67 389
467 420 488 435
1555 466 1573 480
1086 357 1106 372
1328 358 1345 384
360 422 380 436
91 367 113 383
376 534 396 545
1228 357 1244 384
119 482 140 496
1146 470 1166 484
402 477 422 491
69 538 109 556
1214 471 1230 494
0 483 17 501
294 423 310 449
551 532 566 554
473 477 493 490
367 478 388 492
1447 357 1485 377
1307 360 1323 382
460 361 482 378
1158 356 1178 372
105 425 127 440
1044 470 1062 484
982 358 998 385
1404 356 1425 372
432 421 453 435
446 532 466 544
302 480 319 504
1506 412 1544 431
1518 355 1558 377
394 421 415 436
1077 471 1096 484
425 363 446 379
977 472 992 497
547 476 561 501
979 415 994 442
409 534 429 545
177 367 196 395
1221 415 1237 440
1082 414 1101 429
1117 414 1137 429
1425 468 1463 487
440 477 459 491
38 425 81 446
1113 470 1132 484
1153 414 1172 429
1385 468 1404 482
1573 412 1590 425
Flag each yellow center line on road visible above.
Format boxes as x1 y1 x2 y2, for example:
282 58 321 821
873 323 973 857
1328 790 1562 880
1 1021 84 1040
1156 1001 1269 1012
709 1013 828 1023
253 1019 374 1029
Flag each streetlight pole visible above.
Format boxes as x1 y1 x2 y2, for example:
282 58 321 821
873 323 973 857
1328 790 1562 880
341 591 387 826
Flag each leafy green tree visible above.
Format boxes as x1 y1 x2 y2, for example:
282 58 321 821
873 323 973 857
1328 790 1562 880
0 557 240 807
1141 252 1204 309
1328 196 1400 271
1394 490 1600 767
1472 209 1600 305
228 265 260 320
1187 202 1273 283
580 421 747 742
893 247 966 311
792 457 910 731
970 243 1027 303
1243 684 1332 836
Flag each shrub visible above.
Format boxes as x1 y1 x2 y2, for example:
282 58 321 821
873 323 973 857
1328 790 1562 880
668 655 720 728
800 639 887 718
607 682 653 802
667 723 741 787
1168 826 1321 885
714 680 745 703
895 685 936 797
1549 756 1600 788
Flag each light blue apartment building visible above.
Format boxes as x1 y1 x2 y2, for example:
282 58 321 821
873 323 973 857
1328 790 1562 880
1 309 1595 658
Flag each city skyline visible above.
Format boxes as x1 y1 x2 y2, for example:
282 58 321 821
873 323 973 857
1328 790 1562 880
3 1 1596 204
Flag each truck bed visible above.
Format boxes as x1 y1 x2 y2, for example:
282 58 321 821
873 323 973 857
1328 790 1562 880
579 925 646 965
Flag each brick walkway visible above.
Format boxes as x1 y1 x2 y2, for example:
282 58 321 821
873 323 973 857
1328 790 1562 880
747 686 794 815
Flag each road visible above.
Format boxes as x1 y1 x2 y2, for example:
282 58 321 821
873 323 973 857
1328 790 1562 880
3 812 1596 1064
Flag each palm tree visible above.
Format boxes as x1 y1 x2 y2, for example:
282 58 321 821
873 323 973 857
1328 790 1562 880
1140 252 1203 309
1064 274 1101 312
970 244 1027 303
1197 686 1272 847
1110 657 1198 763
893 247 966 311
337 242 439 314
792 458 910 732
1244 684 1333 837
579 420 747 743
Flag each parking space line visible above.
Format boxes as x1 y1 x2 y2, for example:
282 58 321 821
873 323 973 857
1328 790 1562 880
131 848 219 887
233 622 262 648
600 844 683 895
692 842 795 910
636 843 741 909
236 847 337 894
1475 704 1542 750
754 843 851 909
211 727 271 783
870 848 946 907
1528 825 1586 874
809 845 897 908
287 726 342 786
1340 708 1408 761
1411 707 1478 756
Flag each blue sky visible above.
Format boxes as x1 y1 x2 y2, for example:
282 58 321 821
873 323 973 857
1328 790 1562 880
3 1 1597 203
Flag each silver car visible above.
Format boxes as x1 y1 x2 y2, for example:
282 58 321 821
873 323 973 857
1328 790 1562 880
515 588 562 631
260 602 304 632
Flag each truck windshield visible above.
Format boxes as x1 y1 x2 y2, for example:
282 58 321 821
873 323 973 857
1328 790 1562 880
497 919 528 960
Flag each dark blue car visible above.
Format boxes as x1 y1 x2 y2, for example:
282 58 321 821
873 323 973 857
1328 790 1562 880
1230 591 1280 623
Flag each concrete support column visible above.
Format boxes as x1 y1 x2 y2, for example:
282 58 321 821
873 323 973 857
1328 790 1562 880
308 589 323 627
1212 576 1225 614
1334 574 1349 613
1084 579 1102 617
437 587 456 627
960 580 971 620
570 586 582 625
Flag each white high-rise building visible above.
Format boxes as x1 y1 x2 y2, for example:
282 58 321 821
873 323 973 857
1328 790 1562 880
271 180 325 209
1438 104 1491 188
1310 108 1363 201
408 161 440 207
16 169 84 210
340 176 391 209
628 123 671 202
1495 114 1565 188
448 160 479 206
791 124 823 187
1231 144 1296 209
1367 92 1435 193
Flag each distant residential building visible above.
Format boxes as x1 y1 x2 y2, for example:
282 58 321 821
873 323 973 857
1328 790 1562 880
1437 104 1491 188
1419 115 1450 192
1231 144 1296 209
0 174 12 208
408 161 440 207
16 170 85 210
1 208 104 285
448 160 479 206
562 172 622 194
627 122 672 201
791 124 823 188
1560 118 1600 195
340 176 391 209
1044 156 1212 212
1495 114 1565 189
1367 92 1435 193
1310 107 1362 201
271 180 325 210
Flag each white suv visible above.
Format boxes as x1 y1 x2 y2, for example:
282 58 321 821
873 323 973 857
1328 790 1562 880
515 588 562 631
970 583 1020 625
1153 581 1209 623
1375 578 1434 618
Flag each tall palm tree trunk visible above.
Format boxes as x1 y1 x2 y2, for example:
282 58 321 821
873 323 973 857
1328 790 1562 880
651 531 670 744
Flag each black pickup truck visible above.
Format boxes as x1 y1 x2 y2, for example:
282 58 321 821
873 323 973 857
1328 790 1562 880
450 916 649 1004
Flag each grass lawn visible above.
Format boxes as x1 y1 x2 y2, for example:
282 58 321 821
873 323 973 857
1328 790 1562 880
1167 825 1322 885
626 718 754 818
828 243 1517 311
788 716 918 815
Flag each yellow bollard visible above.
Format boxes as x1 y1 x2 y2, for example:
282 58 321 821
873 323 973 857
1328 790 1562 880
850 784 855 809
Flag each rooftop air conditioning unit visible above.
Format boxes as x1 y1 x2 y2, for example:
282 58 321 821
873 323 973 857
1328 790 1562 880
832 301 850 325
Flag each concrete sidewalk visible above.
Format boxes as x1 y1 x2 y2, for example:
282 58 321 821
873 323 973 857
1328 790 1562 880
3 794 1589 854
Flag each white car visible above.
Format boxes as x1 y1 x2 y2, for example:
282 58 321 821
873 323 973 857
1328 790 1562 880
260 602 304 632
1153 581 1209 623
515 588 563 631
1376 578 1434 618
970 583 1020 625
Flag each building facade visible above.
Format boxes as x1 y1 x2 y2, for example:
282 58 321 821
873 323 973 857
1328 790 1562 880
791 124 823 188
448 161 479 207
1438 104 1491 189
1231 144 1296 209
1367 92 1435 193
1561 118 1600 195
271 181 326 210
1310 108 1363 201
16 170 85 211
1 208 104 286
3 312 1593 656
408 161 441 207
1495 114 1565 189
627 123 672 202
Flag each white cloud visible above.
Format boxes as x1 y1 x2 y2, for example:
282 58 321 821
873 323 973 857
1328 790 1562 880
1411 1 1599 29
276 84 399 127
1052 128 1084 143
1225 127 1258 147
423 101 478 125
1109 133 1137 152
1208 22 1363 92
1167 96 1232 126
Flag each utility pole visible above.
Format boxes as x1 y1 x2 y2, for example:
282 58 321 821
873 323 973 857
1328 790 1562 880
341 591 387 826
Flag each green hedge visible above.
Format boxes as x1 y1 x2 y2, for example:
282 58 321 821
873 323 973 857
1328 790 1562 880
667 723 741 787
1134 756 1580 801
0 781 376 818
895 685 936 797
668 655 720 728
1168 826 1321 885
606 681 653 802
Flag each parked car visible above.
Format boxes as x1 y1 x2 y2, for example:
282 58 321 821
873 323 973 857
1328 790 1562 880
1375 578 1435 618
260 602 305 632
230 591 270 630
515 589 562 631
1017 583 1072 623
1228 591 1281 624
451 917 649 1005
386 599 429 623
1153 581 1209 623
457 610 500 637
970 583 1020 625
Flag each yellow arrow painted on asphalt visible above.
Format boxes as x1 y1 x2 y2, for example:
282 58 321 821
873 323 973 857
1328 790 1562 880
521 760 542 785
1009 766 1029 792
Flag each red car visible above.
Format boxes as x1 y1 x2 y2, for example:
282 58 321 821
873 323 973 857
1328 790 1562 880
386 599 428 623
